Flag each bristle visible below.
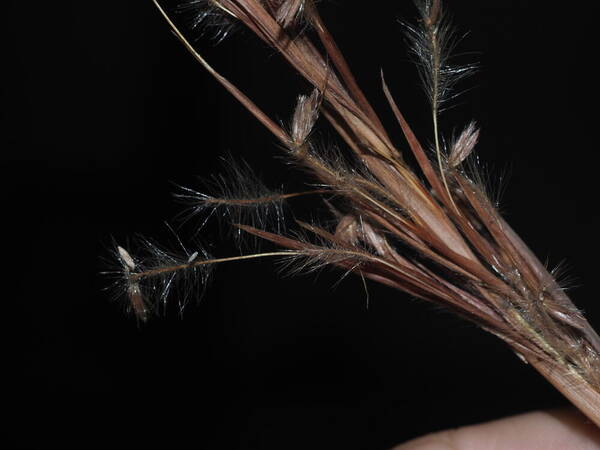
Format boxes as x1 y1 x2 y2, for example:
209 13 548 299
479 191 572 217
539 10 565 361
273 235 370 278
460 154 509 209
404 0 477 112
135 236 214 311
175 157 288 240
107 237 214 320
177 0 238 44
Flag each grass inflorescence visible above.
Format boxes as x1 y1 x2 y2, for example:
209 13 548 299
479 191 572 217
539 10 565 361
107 0 600 425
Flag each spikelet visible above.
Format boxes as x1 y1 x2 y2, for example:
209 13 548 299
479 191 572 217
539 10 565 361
175 157 288 239
116 245 149 322
403 0 477 113
106 236 213 320
289 88 320 151
448 121 479 168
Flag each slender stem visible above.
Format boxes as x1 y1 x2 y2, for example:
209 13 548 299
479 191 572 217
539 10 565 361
130 251 301 281
153 0 291 144
424 1 456 211
430 40 455 211
202 189 330 206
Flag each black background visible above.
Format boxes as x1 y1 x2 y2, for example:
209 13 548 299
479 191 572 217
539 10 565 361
5 1 600 449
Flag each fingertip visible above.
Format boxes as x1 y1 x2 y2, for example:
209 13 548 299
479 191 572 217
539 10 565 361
392 429 458 450
392 408 600 450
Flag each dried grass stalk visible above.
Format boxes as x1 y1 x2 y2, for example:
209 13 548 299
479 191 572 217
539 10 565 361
110 0 600 426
